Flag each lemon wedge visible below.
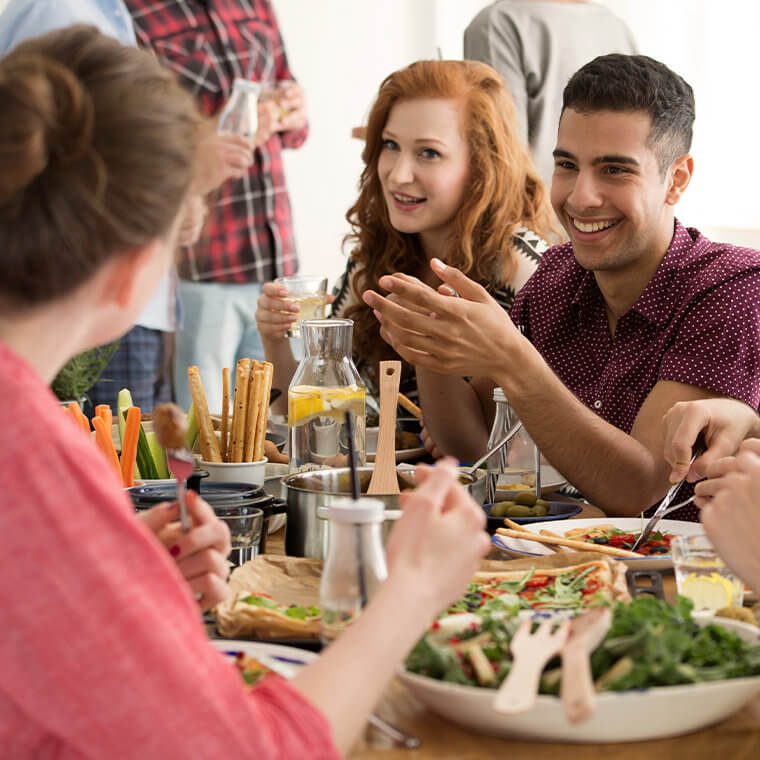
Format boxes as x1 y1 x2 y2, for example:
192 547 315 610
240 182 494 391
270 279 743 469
680 572 737 611
289 385 365 425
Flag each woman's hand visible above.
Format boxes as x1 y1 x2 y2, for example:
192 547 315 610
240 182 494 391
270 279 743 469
663 398 760 483
255 281 300 339
418 415 444 459
694 439 760 594
138 490 232 611
385 459 490 613
255 281 334 340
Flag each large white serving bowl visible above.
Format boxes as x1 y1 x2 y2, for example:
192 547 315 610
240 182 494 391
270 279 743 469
398 616 760 743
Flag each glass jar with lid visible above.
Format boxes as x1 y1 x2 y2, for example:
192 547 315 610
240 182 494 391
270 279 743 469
319 497 387 644
288 319 366 473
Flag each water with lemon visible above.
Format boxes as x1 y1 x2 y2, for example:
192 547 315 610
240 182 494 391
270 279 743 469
673 534 745 611
288 319 366 473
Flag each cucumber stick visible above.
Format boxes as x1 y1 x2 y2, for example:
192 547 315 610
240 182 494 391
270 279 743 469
136 424 159 480
117 389 140 480
146 431 170 479
185 403 198 450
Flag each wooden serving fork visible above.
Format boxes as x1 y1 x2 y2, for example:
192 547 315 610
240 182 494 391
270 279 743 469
492 617 570 714
560 608 612 723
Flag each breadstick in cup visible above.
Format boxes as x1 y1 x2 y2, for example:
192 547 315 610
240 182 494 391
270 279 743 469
253 361 273 462
230 358 251 462
220 367 230 462
187 366 222 462
244 365 264 462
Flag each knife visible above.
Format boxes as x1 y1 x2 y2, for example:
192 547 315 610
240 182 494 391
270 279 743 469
631 439 705 552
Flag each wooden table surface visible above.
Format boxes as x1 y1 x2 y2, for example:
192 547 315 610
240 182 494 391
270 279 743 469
257 500 760 760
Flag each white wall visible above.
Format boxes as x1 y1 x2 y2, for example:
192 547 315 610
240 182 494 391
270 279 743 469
275 0 760 283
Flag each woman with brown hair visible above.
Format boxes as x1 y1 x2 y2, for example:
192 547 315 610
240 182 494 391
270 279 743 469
0 28 488 757
257 59 555 460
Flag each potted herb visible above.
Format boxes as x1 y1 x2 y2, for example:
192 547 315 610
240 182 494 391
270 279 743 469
52 343 119 407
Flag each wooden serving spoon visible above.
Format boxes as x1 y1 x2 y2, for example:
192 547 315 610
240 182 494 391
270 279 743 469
367 361 401 495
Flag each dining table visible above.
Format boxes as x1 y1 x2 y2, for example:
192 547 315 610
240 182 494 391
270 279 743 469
224 497 760 760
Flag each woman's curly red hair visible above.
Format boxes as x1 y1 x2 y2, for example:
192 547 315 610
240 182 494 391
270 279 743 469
344 59 555 373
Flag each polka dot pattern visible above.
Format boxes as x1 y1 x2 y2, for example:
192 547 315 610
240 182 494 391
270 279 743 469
511 221 760 521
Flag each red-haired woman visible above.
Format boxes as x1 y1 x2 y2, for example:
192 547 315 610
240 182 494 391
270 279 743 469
257 59 556 460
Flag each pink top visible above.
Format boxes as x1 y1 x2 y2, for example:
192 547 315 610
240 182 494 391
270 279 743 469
0 340 339 759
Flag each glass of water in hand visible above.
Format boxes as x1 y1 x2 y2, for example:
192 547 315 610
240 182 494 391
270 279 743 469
274 275 329 338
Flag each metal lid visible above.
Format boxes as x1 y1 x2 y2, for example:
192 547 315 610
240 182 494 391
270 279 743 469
128 481 265 506
493 387 506 403
326 497 386 524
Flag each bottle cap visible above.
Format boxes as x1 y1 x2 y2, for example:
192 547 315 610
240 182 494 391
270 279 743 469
327 497 386 524
493 387 506 403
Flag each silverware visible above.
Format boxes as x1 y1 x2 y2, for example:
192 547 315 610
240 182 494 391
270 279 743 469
466 420 523 477
368 713 420 749
165 449 193 533
631 443 704 552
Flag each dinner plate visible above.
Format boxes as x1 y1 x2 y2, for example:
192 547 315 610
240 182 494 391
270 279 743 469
482 500 583 534
210 639 317 676
491 517 705 571
398 614 760 743
493 464 567 499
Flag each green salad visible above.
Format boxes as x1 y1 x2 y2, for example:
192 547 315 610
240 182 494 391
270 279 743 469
405 597 760 693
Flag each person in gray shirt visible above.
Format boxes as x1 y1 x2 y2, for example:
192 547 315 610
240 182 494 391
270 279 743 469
465 0 637 188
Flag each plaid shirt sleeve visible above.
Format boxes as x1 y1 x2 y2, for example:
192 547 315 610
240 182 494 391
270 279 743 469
124 0 307 283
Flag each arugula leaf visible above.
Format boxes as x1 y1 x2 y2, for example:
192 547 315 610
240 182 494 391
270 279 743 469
242 594 279 610
284 605 320 620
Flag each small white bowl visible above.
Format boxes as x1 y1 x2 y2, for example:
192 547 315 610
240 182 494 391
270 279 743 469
201 457 268 486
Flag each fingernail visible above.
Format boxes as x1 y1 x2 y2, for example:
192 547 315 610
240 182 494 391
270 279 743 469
373 309 382 320
431 258 446 271
169 545 180 557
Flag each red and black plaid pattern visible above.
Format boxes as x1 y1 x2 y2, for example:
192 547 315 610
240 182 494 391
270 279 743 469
123 0 307 282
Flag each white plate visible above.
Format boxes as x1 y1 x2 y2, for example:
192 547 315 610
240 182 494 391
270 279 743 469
210 639 316 677
493 464 566 499
492 517 705 571
398 615 760 743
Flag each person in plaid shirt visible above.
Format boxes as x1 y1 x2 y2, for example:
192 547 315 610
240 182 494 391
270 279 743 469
123 0 309 413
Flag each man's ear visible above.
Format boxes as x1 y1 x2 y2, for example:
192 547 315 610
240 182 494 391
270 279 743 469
664 154 694 206
97 240 164 310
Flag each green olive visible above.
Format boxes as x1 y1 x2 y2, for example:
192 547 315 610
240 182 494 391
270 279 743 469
534 499 550 508
533 504 549 517
505 504 535 517
514 491 537 506
489 503 508 517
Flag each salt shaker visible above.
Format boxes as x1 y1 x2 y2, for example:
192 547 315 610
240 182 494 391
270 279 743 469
217 78 261 139
319 498 387 644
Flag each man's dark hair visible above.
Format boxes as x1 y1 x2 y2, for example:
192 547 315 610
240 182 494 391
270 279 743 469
562 54 695 173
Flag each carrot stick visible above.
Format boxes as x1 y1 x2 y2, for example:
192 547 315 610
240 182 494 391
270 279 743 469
95 404 113 429
92 415 121 477
67 402 89 434
120 406 141 487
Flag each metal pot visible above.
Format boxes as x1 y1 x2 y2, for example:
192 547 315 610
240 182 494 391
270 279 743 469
283 465 486 559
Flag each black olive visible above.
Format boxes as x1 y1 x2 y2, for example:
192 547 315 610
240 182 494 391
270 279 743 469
591 537 609 544
649 545 669 554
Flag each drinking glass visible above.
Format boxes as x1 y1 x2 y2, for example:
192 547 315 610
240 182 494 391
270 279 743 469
672 534 744 612
275 275 329 338
217 78 261 140
213 504 264 566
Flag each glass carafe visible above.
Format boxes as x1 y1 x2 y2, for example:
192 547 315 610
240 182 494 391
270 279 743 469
217 78 261 139
288 319 366 473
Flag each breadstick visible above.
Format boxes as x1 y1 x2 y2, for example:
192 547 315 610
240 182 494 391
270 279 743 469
503 518 562 552
220 367 230 462
397 392 422 420
253 361 273 462
495 527 644 558
244 367 264 462
230 358 251 462
187 366 222 462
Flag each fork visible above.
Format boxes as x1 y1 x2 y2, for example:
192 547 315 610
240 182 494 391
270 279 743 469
492 617 570 714
165 448 193 533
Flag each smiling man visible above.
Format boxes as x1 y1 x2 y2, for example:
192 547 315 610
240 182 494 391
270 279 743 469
362 54 760 518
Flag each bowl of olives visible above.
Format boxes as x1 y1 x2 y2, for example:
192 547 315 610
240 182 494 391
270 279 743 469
482 491 583 534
